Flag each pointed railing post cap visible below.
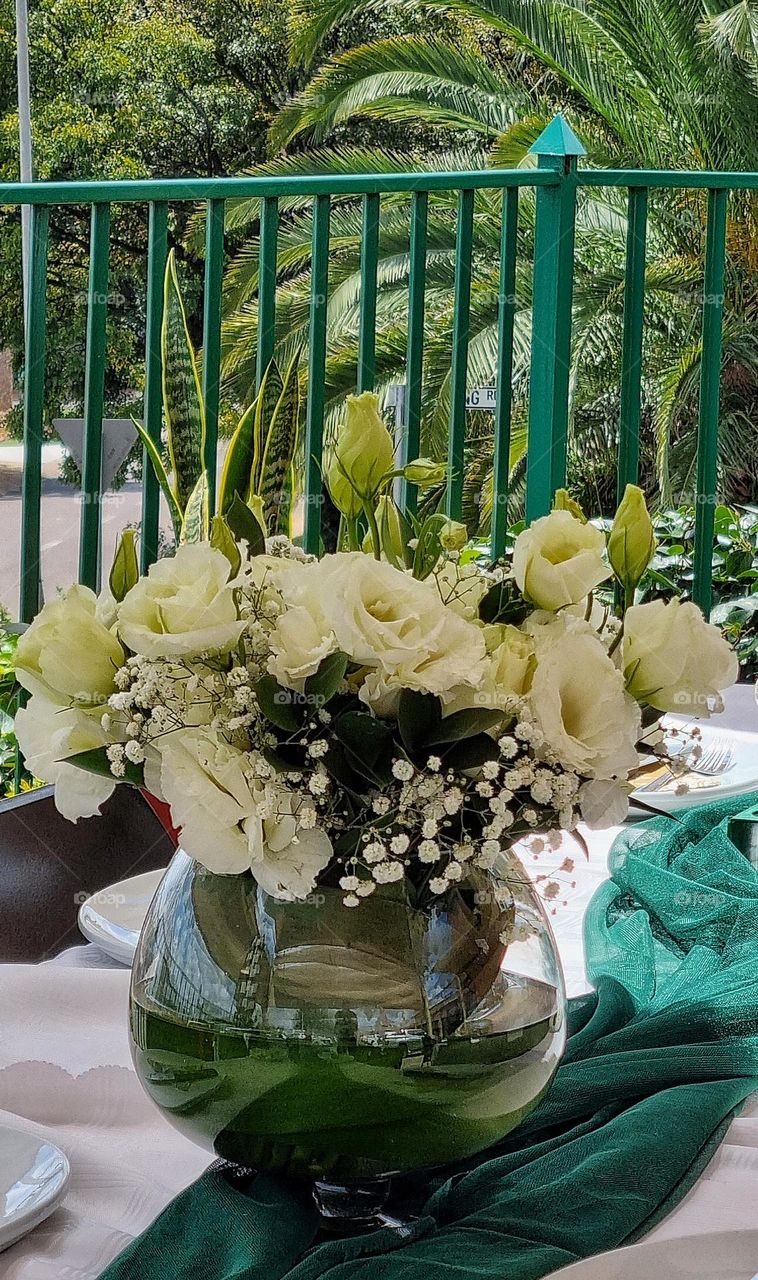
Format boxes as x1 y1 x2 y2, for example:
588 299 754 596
528 114 587 158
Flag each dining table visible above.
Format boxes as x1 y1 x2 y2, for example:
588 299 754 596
1 682 757 1279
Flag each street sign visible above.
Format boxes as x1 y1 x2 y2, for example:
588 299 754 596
54 418 137 491
465 386 497 410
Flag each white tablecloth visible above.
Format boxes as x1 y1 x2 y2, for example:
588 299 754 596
1 684 757 1277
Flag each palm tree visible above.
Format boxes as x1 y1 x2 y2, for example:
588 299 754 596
217 0 758 523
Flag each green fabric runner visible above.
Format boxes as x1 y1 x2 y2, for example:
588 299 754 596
101 794 758 1280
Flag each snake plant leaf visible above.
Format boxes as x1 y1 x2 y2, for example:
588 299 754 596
64 746 144 788
162 250 206 512
210 514 241 577
217 398 258 517
259 350 301 535
131 417 183 536
108 528 139 603
180 472 210 544
249 360 284 498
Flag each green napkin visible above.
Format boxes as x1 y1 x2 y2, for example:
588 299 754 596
101 793 758 1280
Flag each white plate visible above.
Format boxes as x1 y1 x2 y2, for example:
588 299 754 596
0 1125 70 1253
630 723 758 815
545 1230 758 1279
78 868 164 966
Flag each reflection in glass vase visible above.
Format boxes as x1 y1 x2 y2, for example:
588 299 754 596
130 848 566 1225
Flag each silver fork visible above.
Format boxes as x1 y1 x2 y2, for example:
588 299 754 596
637 736 735 792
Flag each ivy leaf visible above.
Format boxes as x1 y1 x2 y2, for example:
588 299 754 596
398 689 442 754
254 674 303 732
304 651 348 705
226 491 266 557
64 746 144 787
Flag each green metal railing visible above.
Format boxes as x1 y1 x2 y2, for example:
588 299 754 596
2 114 756 622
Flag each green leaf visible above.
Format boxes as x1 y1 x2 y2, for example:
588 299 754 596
259 350 302 535
64 747 144 787
412 513 449 579
162 250 206 512
180 472 210 544
226 492 266 557
109 528 139 603
478 579 530 625
428 707 504 744
218 398 258 518
398 689 442 754
250 360 285 497
333 711 394 775
131 417 183 536
254 674 303 732
210 514 241 577
442 734 500 772
303 651 348 704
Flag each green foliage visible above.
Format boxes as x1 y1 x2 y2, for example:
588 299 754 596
218 0 758 520
162 250 206 512
109 529 139 602
0 624 37 798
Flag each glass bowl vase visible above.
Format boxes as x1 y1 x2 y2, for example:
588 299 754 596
129 846 566 1229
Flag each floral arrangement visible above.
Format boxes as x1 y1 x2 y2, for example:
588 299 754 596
14 395 737 915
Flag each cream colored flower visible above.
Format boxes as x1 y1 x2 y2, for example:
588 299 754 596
327 392 395 517
153 729 257 873
245 795 333 901
443 624 534 717
15 584 124 707
117 544 244 659
578 778 630 828
326 553 485 689
528 623 641 778
268 605 337 687
513 510 611 611
14 695 116 820
623 598 738 715
155 729 333 896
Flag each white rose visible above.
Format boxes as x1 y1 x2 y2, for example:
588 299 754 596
14 695 116 820
623 598 738 715
513 510 611 611
15 584 124 707
154 729 258 873
318 553 486 695
118 544 244 659
528 624 641 779
245 795 333 901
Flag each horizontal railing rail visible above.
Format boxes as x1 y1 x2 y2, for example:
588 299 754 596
3 115 756 627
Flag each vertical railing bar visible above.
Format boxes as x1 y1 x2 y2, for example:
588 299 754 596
303 194 330 555
140 201 168 573
525 153 579 521
256 195 279 391
491 186 518 560
693 187 728 617
398 190 428 518
357 191 380 393
19 203 49 623
78 201 111 590
616 186 648 503
446 187 475 519
202 197 224 513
